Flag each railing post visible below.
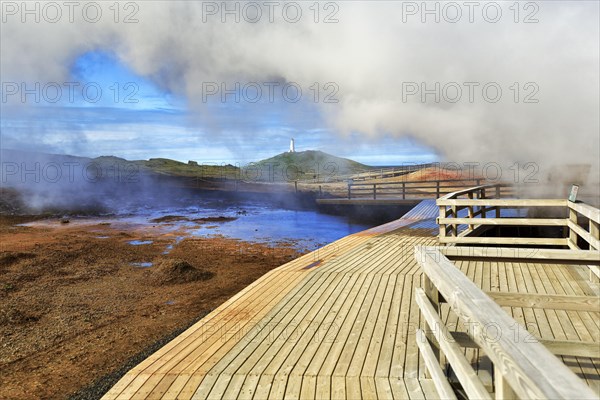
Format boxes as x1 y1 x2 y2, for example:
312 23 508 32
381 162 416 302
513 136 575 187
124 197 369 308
348 183 352 199
590 219 600 282
402 182 406 200
590 219 599 250
436 181 440 198
495 185 501 217
439 206 447 242
467 192 474 231
494 370 517 400
451 205 457 236
373 184 377 200
481 188 487 218
568 208 578 249
422 273 443 376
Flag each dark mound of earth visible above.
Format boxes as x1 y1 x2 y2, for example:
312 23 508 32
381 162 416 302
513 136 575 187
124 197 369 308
150 259 214 285
149 215 190 223
150 215 237 224
0 251 36 266
192 216 237 223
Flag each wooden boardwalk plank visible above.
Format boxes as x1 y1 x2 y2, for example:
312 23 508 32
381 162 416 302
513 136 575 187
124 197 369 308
342 274 389 377
361 273 396 378
203 272 340 397
404 274 422 378
375 377 394 400
158 271 311 398
391 274 412 379
376 274 402 379
360 376 378 399
113 267 303 399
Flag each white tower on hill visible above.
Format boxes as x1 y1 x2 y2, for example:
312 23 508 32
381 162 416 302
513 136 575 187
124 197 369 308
289 138 295 153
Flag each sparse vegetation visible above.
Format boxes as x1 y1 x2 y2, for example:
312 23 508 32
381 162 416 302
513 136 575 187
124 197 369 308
2 282 15 292
252 150 373 182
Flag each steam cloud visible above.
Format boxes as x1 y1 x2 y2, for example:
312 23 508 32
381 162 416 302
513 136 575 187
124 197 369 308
1 1 599 199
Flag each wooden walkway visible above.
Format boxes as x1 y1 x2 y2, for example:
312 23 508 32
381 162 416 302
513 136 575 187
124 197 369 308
103 199 599 399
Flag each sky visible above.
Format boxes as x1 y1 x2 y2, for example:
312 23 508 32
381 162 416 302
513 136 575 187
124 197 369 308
1 1 598 171
0 50 437 165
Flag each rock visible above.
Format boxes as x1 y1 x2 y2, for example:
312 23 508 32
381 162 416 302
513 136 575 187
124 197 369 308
150 260 214 285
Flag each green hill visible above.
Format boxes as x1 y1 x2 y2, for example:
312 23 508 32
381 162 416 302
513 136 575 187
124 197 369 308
136 158 238 178
251 150 372 182
0 149 369 183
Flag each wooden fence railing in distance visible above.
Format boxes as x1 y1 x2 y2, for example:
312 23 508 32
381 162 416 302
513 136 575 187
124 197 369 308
349 163 437 182
346 179 503 200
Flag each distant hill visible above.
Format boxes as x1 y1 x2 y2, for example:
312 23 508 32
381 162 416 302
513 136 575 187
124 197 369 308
134 158 238 178
253 150 372 182
0 149 240 180
0 148 369 183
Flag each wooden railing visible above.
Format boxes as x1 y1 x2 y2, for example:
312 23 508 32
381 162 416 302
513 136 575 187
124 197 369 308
347 178 487 200
437 184 600 251
349 163 437 181
414 246 598 400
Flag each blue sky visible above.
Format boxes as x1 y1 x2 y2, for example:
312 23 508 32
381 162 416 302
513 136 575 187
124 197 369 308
1 51 438 166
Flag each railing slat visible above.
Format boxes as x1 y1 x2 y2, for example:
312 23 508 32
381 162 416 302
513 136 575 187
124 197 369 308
416 329 459 400
451 332 600 358
438 237 568 246
437 199 566 207
415 289 492 400
485 292 600 312
437 218 567 226
567 219 600 249
438 246 600 263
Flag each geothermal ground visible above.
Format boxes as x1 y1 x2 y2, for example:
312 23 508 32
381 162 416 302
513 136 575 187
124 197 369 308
0 214 301 399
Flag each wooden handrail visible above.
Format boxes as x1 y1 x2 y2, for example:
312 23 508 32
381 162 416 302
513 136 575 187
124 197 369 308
437 199 566 207
350 178 484 187
414 246 597 399
347 178 493 200
436 184 600 250
568 201 600 224
438 183 506 200
438 246 600 264
437 217 567 226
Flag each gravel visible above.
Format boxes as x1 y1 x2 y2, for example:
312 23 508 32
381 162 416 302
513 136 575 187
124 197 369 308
68 310 211 400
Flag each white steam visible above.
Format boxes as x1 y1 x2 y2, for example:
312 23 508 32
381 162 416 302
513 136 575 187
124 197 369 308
1 1 599 197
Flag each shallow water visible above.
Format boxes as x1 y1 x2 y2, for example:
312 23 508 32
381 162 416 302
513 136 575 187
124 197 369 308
189 207 367 250
131 262 153 268
137 199 372 251
23 197 374 251
128 240 154 246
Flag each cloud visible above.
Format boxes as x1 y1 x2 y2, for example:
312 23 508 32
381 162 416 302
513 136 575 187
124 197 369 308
1 1 598 181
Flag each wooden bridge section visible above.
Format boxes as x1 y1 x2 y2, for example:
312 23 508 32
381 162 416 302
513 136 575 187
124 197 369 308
346 179 487 200
104 187 600 399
